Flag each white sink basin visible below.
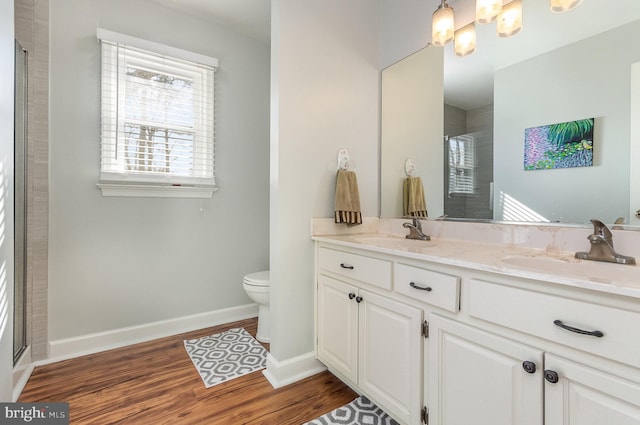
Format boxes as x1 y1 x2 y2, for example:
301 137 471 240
348 235 436 250
500 255 640 285
501 255 570 269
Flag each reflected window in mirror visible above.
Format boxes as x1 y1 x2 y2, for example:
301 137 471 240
442 103 494 221
447 135 476 196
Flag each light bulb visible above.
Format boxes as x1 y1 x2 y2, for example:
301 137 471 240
476 0 502 24
550 0 583 12
432 1 455 46
497 0 522 38
455 23 477 57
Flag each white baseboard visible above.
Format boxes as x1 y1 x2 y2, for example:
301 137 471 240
45 304 258 365
262 351 327 389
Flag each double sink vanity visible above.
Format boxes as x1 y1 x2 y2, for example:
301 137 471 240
312 218 640 425
361 4 640 423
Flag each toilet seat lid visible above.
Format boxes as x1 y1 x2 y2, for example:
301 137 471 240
244 270 270 286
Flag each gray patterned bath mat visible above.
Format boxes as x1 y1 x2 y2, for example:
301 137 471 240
184 327 268 388
305 395 400 425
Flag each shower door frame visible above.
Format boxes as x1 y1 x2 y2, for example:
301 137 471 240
14 39 28 365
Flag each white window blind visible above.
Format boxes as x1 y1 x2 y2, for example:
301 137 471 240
448 134 476 195
98 30 217 195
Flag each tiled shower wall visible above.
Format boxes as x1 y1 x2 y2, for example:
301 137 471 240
15 0 49 361
443 103 494 220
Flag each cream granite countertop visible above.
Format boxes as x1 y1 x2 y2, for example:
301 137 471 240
313 233 640 300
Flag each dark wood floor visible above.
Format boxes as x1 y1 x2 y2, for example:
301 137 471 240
19 318 357 424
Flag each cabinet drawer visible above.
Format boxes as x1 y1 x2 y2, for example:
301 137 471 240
318 247 392 290
469 279 640 369
394 263 460 312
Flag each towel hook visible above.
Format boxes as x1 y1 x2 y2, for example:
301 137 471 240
338 149 354 171
405 158 417 177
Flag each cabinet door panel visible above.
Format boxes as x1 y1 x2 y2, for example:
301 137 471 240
545 354 640 425
359 289 422 425
317 275 358 383
428 315 543 425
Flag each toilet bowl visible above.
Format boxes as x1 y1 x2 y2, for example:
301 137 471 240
242 270 270 343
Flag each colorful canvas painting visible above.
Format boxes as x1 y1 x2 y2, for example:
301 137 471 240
524 118 594 170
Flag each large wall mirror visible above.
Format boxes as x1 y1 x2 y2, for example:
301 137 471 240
381 0 640 228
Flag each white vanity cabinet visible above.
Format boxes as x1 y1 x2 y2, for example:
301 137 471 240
314 237 640 425
428 317 640 425
317 246 424 425
428 276 640 425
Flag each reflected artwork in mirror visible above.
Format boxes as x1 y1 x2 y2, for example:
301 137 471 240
524 118 594 171
380 0 640 228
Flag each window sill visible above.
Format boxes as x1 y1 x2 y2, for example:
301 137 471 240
97 183 218 199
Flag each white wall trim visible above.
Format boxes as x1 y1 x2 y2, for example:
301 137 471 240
262 352 327 389
97 183 217 199
96 28 219 68
45 304 258 365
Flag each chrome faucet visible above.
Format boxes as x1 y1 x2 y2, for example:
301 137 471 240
575 219 636 265
403 217 430 241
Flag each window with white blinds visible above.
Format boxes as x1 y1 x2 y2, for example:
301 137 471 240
98 30 217 196
447 134 476 195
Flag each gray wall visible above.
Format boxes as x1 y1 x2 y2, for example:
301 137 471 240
0 0 15 402
469 105 494 219
49 0 270 340
444 104 466 139
494 20 640 224
380 0 437 68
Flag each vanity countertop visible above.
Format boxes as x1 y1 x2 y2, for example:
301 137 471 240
313 233 640 300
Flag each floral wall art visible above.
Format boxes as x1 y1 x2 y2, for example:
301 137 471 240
524 118 594 170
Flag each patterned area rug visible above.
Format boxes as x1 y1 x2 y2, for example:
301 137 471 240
184 327 268 388
305 395 400 425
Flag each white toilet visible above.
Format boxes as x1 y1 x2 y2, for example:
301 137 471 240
242 270 270 343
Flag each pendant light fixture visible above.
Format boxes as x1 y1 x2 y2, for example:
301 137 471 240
550 0 583 12
432 0 455 46
454 22 477 57
476 0 502 24
431 0 580 57
497 0 523 38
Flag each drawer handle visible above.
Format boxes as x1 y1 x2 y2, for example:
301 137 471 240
553 320 604 338
355 296 363 303
348 292 356 300
340 263 354 270
409 282 432 292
